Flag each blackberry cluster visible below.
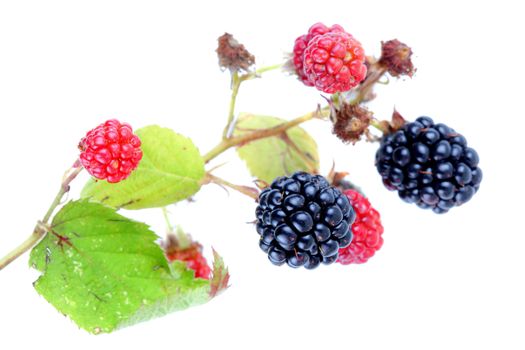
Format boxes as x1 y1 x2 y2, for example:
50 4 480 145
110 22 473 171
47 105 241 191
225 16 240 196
375 116 482 213
255 172 356 269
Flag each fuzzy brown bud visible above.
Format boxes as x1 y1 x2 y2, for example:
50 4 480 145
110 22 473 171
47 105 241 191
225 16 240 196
331 102 372 144
379 39 415 77
216 33 255 73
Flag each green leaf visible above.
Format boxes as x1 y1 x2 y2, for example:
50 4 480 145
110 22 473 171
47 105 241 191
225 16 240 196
81 125 205 209
233 114 319 183
29 200 215 334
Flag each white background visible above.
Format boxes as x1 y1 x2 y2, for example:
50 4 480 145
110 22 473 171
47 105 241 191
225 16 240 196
0 0 523 349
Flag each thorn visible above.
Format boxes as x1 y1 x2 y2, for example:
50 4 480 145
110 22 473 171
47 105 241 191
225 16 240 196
207 162 229 173
213 182 231 196
50 230 73 249
314 103 325 119
327 161 337 184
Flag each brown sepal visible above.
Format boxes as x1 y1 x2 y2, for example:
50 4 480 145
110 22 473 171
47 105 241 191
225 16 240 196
331 102 372 144
216 33 255 73
162 233 202 261
378 39 416 78
390 109 406 130
375 109 408 135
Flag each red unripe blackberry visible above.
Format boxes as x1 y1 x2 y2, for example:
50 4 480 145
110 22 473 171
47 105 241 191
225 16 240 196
337 190 384 265
79 119 142 183
292 23 344 86
303 31 367 93
165 242 211 280
162 229 212 280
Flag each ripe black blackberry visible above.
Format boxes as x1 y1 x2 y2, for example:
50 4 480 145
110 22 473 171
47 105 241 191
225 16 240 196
375 116 482 214
255 171 356 269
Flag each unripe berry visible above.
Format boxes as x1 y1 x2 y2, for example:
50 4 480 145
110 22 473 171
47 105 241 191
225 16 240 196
337 190 384 264
303 31 367 93
79 119 142 183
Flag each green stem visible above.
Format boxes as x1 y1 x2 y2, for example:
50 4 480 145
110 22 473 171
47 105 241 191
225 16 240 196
0 228 45 271
162 207 174 233
369 118 388 133
222 71 241 139
352 65 387 105
203 107 329 164
240 63 283 82
0 166 83 271
205 173 259 200
222 64 284 139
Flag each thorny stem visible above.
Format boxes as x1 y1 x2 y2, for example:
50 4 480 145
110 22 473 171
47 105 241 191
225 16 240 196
203 106 330 164
0 166 83 271
204 173 259 200
222 64 284 139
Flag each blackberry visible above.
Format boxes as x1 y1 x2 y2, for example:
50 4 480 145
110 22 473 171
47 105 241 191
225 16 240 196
375 116 482 214
255 172 356 269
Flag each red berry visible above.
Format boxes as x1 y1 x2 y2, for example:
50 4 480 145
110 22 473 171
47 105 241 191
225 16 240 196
79 119 143 183
303 32 367 93
337 190 384 264
166 243 211 279
292 23 344 86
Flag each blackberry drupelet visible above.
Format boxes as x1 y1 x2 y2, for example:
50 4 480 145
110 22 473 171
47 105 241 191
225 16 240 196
255 171 356 269
375 116 482 213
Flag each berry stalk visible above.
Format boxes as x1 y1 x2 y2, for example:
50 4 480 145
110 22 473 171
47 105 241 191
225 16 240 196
204 173 259 200
222 71 241 139
0 165 83 271
352 63 387 105
203 107 330 163
162 206 174 232
222 64 284 139
369 118 388 133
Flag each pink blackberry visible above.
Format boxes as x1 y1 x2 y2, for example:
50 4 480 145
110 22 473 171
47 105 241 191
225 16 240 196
79 119 142 183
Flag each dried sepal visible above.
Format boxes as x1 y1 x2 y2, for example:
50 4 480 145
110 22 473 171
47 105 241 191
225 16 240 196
331 101 372 144
379 39 415 78
216 33 255 73
373 109 408 136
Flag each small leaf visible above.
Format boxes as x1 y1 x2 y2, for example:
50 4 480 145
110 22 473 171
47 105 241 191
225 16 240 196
233 114 319 183
81 125 205 209
29 200 220 334
209 249 230 297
